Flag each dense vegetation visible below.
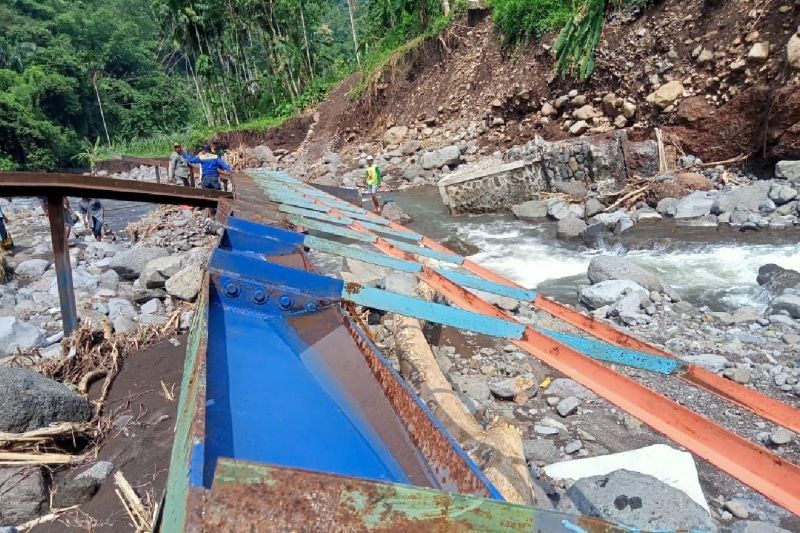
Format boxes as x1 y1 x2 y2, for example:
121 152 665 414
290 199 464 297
1 0 446 169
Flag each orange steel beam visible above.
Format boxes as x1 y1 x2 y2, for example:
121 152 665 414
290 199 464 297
401 221 800 435
361 234 800 515
280 182 800 480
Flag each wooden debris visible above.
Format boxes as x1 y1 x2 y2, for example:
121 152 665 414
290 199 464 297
114 471 151 532
0 451 79 464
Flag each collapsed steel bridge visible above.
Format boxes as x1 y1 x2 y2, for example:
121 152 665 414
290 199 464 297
1 170 799 530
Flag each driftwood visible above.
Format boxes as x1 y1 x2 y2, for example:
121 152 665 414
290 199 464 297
0 451 79 464
114 471 151 532
392 282 535 505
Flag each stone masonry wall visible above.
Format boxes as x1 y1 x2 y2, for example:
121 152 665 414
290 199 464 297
438 161 545 214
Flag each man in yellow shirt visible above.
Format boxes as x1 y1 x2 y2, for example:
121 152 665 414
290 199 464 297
365 155 383 215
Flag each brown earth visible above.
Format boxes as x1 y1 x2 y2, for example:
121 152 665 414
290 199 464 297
35 336 186 532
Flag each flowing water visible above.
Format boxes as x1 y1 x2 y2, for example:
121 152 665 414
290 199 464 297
388 187 800 312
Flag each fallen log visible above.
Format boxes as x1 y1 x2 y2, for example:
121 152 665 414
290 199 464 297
392 282 535 505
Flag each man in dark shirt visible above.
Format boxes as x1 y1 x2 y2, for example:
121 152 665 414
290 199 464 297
78 197 104 241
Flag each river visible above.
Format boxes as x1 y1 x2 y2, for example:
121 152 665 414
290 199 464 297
388 187 800 312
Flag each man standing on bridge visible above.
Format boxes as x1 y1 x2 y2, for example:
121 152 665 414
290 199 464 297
365 155 383 215
168 142 192 186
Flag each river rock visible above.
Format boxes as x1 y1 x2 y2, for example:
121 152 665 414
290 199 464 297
567 469 715 530
714 182 775 214
748 41 770 62
769 183 798 205
648 81 685 109
14 259 50 279
680 354 729 372
0 317 45 357
441 236 479 256
420 145 461 170
585 198 604 217
573 105 601 121
512 200 548 220
382 272 417 297
556 217 587 239
580 280 648 309
343 255 391 287
140 255 184 289
0 368 91 432
548 199 584 220
401 139 421 155
556 396 580 417
775 160 800 182
523 439 560 464
569 121 589 136
451 374 491 402
53 476 100 508
769 427 793 445
589 211 628 230
772 294 800 319
656 197 677 215
383 126 408 146
108 298 136 319
165 264 203 301
253 145 275 163
673 191 713 218
544 378 596 400
587 255 673 296
109 245 168 280
0 466 46 524
381 201 412 224
731 521 793 533
489 375 535 399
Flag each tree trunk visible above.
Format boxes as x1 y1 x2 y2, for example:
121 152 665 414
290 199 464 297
299 0 314 78
92 71 112 147
347 0 361 66
392 282 535 506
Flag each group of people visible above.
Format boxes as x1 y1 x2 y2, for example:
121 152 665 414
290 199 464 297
168 140 231 192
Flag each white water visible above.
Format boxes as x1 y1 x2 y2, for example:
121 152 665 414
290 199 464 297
389 188 800 312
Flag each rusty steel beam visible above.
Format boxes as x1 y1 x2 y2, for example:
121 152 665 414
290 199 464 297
46 196 79 335
0 172 230 207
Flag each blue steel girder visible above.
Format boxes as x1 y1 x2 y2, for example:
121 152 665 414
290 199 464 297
286 216 377 243
304 236 423 274
279 204 354 225
434 267 538 302
382 237 464 265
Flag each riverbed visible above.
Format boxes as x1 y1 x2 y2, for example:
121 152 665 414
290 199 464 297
387 187 800 312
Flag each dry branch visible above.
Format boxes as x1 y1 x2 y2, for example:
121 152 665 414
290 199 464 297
0 451 80 464
114 471 151 532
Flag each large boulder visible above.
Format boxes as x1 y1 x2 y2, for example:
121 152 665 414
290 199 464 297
109 245 168 280
547 198 584 220
342 255 391 287
0 466 47 524
0 317 45 357
441 236 480 256
775 160 800 182
0 368 91 432
768 182 798 205
648 81 685 109
511 200 548 220
383 126 408 146
580 280 648 309
253 145 276 163
757 264 800 296
556 217 587 239
566 469 715 530
381 201 413 225
711 181 771 214
673 191 713 218
107 298 136 319
140 255 184 289
165 264 203 301
419 145 461 170
382 272 418 297
587 255 674 295
14 259 50 279
772 294 800 319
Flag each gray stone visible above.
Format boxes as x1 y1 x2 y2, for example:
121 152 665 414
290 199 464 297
489 375 535 399
724 367 752 384
567 469 715 530
253 145 275 163
564 439 583 454
0 466 46 524
731 521 792 533
580 280 648 310
383 272 418 297
140 255 184 289
680 354 728 373
534 425 560 435
441 236 479 256
545 378 596 400
614 291 651 325
556 217 587 239
342 256 391 287
400 139 421 155
109 245 168 280
673 191 713 218
165 264 203 301
775 160 800 181
556 396 580 417
772 294 800 319
769 183 798 205
14 259 49 279
75 461 114 482
587 255 673 295
555 181 589 197
769 427 793 445
523 439 560 463
731 306 761 324
590 211 629 230
107 298 136 319
383 126 408 145
99 269 120 290
451 375 491 402
614 216 634 234
0 368 91 432
140 298 164 316
724 499 750 519
381 201 412 224
585 198 604 217
712 182 771 214
0 317 45 357
113 315 136 335
656 197 677 215
783 332 800 345
420 145 461 170
511 200 548 220
53 476 99 508
569 120 589 136
548 199 584 220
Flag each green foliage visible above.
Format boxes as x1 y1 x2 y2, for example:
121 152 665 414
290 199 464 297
553 0 607 80
490 0 572 46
